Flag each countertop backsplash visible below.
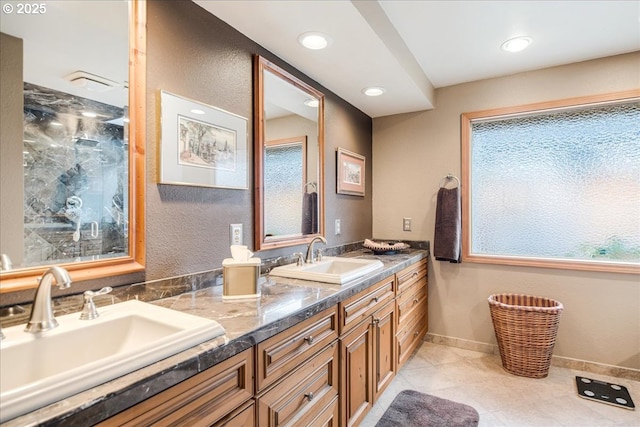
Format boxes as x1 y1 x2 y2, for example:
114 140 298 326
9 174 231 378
0 240 429 328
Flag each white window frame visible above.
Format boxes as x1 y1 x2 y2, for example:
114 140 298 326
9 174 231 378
461 90 640 274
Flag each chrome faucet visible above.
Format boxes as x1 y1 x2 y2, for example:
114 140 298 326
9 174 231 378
305 236 327 264
25 266 72 333
0 253 12 271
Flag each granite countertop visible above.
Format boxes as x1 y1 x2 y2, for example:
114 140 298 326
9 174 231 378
3 248 428 426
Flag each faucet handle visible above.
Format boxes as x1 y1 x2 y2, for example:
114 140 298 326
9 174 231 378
80 287 113 320
293 252 304 266
315 248 323 262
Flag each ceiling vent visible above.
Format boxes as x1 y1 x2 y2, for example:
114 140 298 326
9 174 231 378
64 71 120 92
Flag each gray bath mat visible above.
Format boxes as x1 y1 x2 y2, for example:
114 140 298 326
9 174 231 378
376 390 479 427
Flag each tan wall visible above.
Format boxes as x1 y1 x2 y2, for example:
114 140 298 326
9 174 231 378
0 33 24 267
372 52 640 369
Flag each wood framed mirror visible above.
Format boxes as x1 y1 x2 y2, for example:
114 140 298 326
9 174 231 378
0 0 146 292
254 56 325 251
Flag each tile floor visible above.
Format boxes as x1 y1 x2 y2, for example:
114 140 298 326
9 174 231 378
361 342 640 427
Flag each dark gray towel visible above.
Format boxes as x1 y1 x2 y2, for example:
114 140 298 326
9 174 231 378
434 187 461 263
302 192 318 234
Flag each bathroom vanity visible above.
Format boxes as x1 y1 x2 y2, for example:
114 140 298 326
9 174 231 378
1 249 428 426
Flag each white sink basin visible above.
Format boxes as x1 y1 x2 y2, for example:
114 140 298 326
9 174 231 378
269 256 384 284
0 299 225 422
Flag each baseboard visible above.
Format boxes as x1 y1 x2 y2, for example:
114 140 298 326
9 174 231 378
424 333 640 382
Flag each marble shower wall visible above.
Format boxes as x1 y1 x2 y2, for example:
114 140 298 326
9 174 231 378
21 83 128 266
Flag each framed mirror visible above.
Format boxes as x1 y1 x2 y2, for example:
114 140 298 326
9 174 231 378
0 0 146 292
254 56 325 250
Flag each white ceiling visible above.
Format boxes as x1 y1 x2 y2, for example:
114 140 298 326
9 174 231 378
194 0 640 118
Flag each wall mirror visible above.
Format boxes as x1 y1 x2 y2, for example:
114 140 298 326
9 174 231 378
0 0 146 292
254 56 325 250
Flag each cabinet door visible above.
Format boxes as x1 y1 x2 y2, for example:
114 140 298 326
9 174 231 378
373 300 396 402
340 318 373 427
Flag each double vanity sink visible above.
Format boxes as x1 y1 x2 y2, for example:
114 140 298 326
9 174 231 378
0 300 226 422
0 253 391 423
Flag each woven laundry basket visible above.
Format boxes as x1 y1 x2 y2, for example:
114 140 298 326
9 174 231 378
488 293 563 378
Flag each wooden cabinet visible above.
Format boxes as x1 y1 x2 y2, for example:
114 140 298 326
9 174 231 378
339 276 397 427
340 312 373 427
257 342 339 426
97 258 427 427
373 298 396 402
395 260 428 369
97 348 254 427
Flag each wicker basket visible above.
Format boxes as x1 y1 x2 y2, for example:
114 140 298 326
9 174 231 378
488 293 563 378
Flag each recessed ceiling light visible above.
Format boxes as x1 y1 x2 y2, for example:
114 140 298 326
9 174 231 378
304 99 319 108
298 32 331 50
501 36 532 53
362 87 386 97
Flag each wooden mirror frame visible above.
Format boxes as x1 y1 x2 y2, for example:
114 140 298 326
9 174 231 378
0 0 146 292
254 55 325 251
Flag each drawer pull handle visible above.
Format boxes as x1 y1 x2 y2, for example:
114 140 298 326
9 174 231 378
412 272 418 278
414 331 419 337
305 392 314 401
413 298 419 305
304 335 314 345
373 296 379 303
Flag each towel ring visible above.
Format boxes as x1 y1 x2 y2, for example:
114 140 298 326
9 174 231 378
439 174 460 189
304 182 317 192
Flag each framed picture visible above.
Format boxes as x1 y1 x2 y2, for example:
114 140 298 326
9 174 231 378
337 148 365 196
159 90 248 189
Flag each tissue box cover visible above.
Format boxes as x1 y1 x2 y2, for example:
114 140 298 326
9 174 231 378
222 258 260 298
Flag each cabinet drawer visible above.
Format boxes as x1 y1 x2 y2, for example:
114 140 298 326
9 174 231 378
308 395 339 427
258 342 339 427
396 280 427 328
98 348 254 427
213 400 255 427
396 313 427 368
257 305 338 392
339 276 395 334
396 259 427 295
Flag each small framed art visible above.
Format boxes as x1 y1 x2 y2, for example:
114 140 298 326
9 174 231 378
159 90 248 189
337 148 365 196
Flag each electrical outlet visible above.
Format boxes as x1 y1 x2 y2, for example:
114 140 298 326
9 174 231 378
403 217 412 231
335 219 341 235
230 223 243 245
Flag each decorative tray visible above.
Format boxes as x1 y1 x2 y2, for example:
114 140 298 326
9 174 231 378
363 239 410 255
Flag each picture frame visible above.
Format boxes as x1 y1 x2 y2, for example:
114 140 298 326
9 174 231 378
337 148 365 196
158 90 248 189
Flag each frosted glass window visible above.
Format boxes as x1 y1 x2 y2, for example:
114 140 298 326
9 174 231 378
264 143 304 237
468 100 640 268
